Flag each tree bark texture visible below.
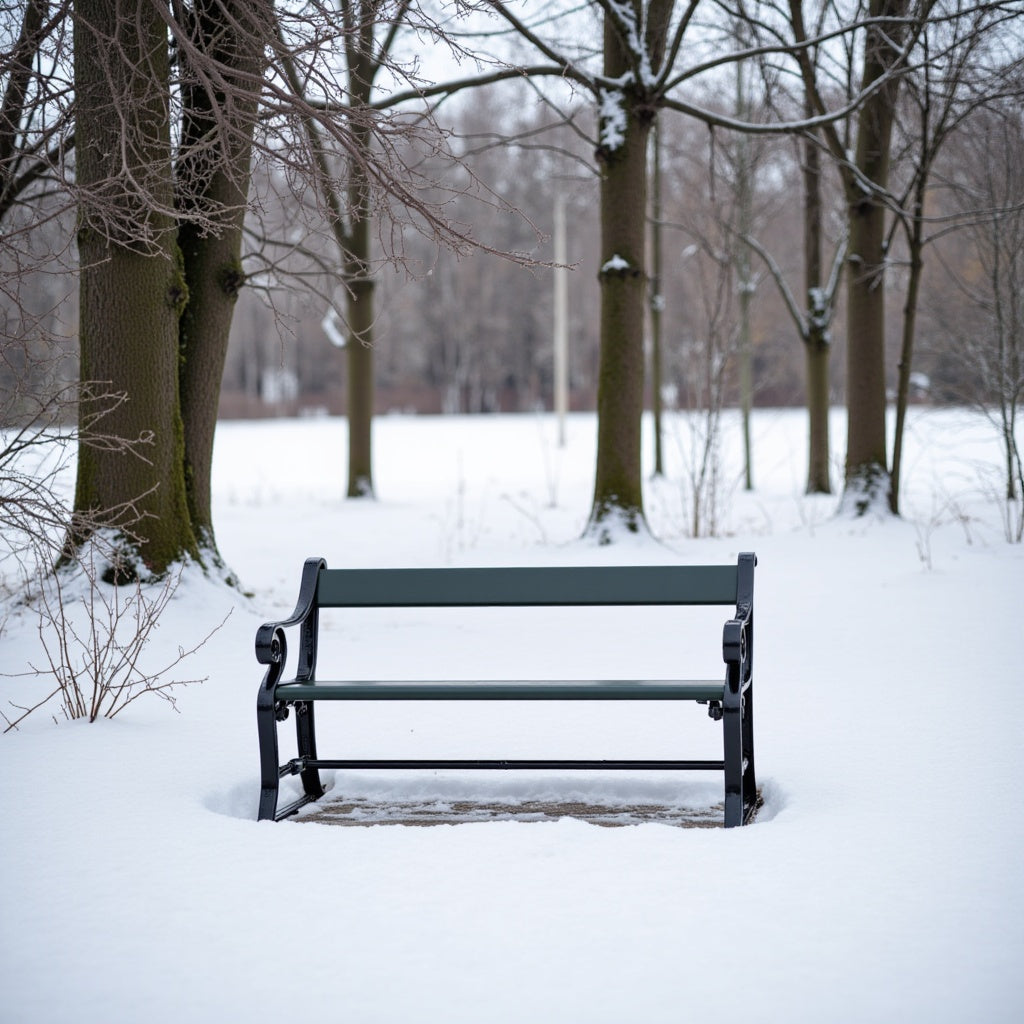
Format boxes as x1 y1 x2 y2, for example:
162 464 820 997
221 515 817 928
802 128 832 494
344 100 376 499
343 11 382 499
0 0 46 217
650 118 664 477
284 5 383 499
805 335 832 494
345 268 376 498
735 56 754 492
177 0 269 551
842 0 909 512
73 0 198 573
587 8 657 538
889 213 923 515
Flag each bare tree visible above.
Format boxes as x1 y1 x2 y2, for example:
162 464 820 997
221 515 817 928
788 0 935 514
931 98 1024 538
411 1 926 538
176 0 272 549
0 370 147 586
886 0 1023 513
277 1 477 498
220 3 539 498
737 0 858 496
71 0 199 573
0 1 73 226
2 0 515 574
674 208 742 538
739 146 847 495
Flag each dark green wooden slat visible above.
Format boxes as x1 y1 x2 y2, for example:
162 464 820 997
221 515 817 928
315 565 737 608
275 679 725 701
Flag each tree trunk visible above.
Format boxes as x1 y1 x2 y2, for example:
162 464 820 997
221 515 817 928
841 0 908 514
345 266 375 497
586 14 655 539
737 190 754 493
805 332 832 493
72 0 198 574
889 212 924 515
802 128 832 494
345 28 376 499
736 55 754 491
177 0 268 552
650 119 664 477
0 0 45 216
843 184 890 510
342 14 380 499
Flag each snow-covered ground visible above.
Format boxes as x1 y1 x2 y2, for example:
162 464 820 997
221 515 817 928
2 407 1022 1023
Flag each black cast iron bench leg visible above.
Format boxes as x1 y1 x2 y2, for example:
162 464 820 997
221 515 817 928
741 684 756 821
722 687 756 827
294 700 325 803
723 693 743 828
256 686 281 822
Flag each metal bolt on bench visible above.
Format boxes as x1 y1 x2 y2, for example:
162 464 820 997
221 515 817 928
255 553 758 827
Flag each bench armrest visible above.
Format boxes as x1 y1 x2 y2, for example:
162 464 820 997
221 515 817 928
255 556 325 678
721 552 756 694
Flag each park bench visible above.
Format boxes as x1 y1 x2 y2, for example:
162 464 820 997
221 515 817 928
255 553 758 827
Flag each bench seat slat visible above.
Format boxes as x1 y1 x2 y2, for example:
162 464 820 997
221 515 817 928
315 565 738 607
275 679 725 701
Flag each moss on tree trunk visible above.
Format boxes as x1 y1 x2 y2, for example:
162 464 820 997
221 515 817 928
177 0 268 553
72 0 198 574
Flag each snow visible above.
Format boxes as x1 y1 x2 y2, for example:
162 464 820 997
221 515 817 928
598 87 627 150
2 407 1023 1023
321 308 347 349
601 253 630 273
808 285 833 334
605 1 656 86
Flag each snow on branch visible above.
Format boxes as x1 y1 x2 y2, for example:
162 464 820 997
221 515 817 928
604 0 656 86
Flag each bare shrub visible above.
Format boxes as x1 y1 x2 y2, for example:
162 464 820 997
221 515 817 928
3 532 228 730
2 363 226 730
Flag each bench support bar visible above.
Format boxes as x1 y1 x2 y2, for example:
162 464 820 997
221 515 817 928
288 758 726 773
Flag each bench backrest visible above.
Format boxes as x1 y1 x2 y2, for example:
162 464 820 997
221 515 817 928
257 555 755 684
315 564 740 608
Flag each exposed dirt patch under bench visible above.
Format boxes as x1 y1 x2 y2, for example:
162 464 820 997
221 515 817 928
291 794 734 828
